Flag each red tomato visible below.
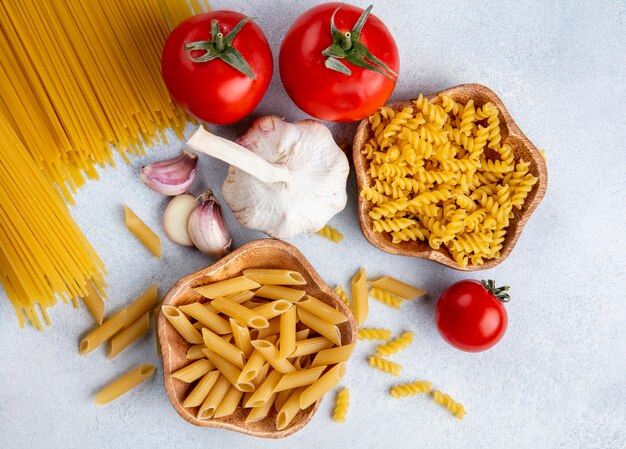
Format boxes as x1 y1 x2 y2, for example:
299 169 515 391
279 2 399 122
435 280 509 352
162 11 273 125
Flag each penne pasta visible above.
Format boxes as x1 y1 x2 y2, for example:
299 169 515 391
254 285 306 303
80 309 127 355
214 385 244 418
273 366 326 392
179 302 231 335
241 299 269 309
297 295 348 324
252 363 270 387
368 276 427 300
125 283 158 327
351 267 368 326
124 206 161 259
295 329 310 340
193 276 261 299
252 300 292 320
186 344 207 360
242 269 307 286
82 281 105 325
162 306 203 344
238 350 265 384
251 316 281 340
274 388 295 413
108 312 150 359
211 297 268 329
172 359 215 383
95 364 156 405
183 370 220 408
251 340 296 374
202 328 245 369
293 355 312 370
203 350 252 392
296 308 342 346
276 387 307 431
230 319 253 357
224 290 255 304
245 393 277 423
198 375 230 419
245 370 282 408
310 343 356 367
279 306 297 359
300 362 346 408
291 336 334 357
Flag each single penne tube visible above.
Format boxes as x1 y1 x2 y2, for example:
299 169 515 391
252 300 292 320
295 329 310 340
224 290 255 304
95 364 156 405
351 267 368 326
274 388 295 412
230 318 253 358
238 350 266 384
203 350 253 392
297 295 348 324
186 344 207 360
179 302 231 334
291 337 335 357
276 387 307 431
82 281 105 325
300 362 346 408
124 205 161 258
245 393 277 423
193 276 261 299
251 340 296 374
211 297 268 329
254 285 306 303
125 283 158 326
245 370 282 408
80 309 127 355
198 375 230 419
310 343 356 367
214 384 244 418
279 306 297 359
242 269 307 286
297 308 342 346
368 276 427 300
202 328 245 369
108 312 150 359
251 316 280 340
253 363 270 387
162 306 203 344
172 358 215 383
273 366 326 392
183 370 220 408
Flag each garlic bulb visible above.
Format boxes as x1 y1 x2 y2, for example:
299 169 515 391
187 190 232 258
140 151 197 196
186 116 349 238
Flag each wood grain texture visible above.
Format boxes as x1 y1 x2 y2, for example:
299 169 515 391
157 239 357 438
353 83 548 271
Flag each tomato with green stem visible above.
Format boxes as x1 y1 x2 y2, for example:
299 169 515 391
279 3 399 122
435 280 510 352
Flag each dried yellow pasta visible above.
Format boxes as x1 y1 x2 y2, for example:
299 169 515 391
291 336 335 357
297 296 348 324
368 276 426 300
198 375 231 419
376 331 414 356
179 302 231 335
124 206 161 259
351 268 368 326
202 328 246 369
274 366 326 392
368 356 401 376
333 285 349 305
369 287 403 309
432 390 466 419
254 285 307 303
300 362 346 408
242 269 306 286
80 309 127 355
310 343 356 367
315 225 344 243
390 381 432 398
82 282 106 325
183 370 220 408
162 306 203 344
358 328 392 341
172 359 215 383
95 364 156 405
194 276 261 299
296 308 341 346
108 312 150 359
332 388 350 423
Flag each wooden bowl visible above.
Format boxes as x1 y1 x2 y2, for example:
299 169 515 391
353 83 548 271
157 239 357 438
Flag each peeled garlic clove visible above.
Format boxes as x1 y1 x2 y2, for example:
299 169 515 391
187 190 232 259
163 194 198 246
140 151 198 196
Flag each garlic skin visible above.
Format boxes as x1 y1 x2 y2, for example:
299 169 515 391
187 190 232 259
186 117 349 239
140 151 198 196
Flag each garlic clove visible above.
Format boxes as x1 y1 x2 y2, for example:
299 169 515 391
163 194 198 246
187 190 232 259
140 151 198 196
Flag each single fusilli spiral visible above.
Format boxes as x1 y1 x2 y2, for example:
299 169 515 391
391 225 431 243
368 199 410 220
369 287 403 309
316 225 344 243
358 328 392 341
432 390 466 419
332 388 350 423
390 381 432 398
372 218 416 233
334 285 349 305
376 331 414 356
368 355 402 376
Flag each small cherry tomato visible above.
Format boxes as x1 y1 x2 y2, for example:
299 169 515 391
162 10 273 125
435 280 510 352
279 2 399 122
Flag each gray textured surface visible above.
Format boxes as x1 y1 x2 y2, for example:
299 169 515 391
1 1 625 448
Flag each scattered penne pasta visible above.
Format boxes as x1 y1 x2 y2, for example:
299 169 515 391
80 309 127 355
82 282 106 325
368 276 427 300
124 206 161 259
351 268 368 326
108 312 150 359
95 364 156 405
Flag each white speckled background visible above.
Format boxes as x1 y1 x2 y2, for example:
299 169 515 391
1 1 624 448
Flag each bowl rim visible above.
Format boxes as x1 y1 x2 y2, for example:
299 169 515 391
352 83 548 271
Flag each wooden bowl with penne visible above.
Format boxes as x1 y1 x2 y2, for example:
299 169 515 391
158 239 357 438
353 83 548 271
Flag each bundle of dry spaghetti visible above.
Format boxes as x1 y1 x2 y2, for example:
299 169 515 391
0 0 208 328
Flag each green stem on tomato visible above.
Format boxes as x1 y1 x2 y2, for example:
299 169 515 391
481 279 511 303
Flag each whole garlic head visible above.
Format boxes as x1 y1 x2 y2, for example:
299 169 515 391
186 116 349 239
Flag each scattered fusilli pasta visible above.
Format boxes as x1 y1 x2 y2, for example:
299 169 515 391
369 287 403 309
376 331 414 357
332 388 350 423
334 285 349 305
390 381 432 398
368 355 402 376
316 225 344 243
358 328 392 341
432 390 466 419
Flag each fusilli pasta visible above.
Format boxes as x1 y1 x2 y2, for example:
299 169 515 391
332 388 350 423
432 390 466 419
316 225 344 243
376 331 414 356
390 381 432 398
368 355 402 376
358 328 392 341
369 287 403 309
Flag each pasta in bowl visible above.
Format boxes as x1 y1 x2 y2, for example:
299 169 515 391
157 239 357 438
353 83 548 270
